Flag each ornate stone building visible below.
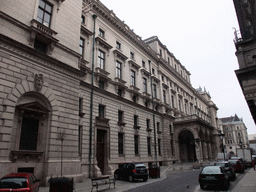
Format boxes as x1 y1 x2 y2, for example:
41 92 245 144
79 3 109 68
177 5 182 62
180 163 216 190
0 0 220 185
233 0 256 124
218 114 250 158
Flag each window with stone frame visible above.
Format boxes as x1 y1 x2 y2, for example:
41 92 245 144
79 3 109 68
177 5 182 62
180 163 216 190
99 28 105 38
37 0 53 27
98 80 104 89
79 38 85 56
158 139 161 155
131 70 136 86
98 50 105 69
118 132 124 155
98 104 105 118
143 77 147 92
116 41 121 50
116 61 122 79
153 84 157 98
118 110 124 123
130 51 134 60
163 90 166 103
171 95 175 108
147 137 151 155
134 135 139 155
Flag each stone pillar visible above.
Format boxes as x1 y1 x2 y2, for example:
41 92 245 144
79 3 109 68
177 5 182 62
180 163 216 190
195 141 203 162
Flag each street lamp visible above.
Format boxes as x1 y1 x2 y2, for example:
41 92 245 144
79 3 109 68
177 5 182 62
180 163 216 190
218 133 225 161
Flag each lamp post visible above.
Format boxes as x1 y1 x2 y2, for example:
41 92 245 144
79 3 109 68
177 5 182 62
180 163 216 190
218 133 225 161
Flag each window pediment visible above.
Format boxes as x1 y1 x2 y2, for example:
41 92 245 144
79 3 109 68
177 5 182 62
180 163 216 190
81 24 93 36
113 49 128 61
128 60 141 70
95 36 112 49
141 68 150 77
17 101 50 114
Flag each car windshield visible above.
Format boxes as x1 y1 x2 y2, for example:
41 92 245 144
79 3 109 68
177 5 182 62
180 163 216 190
201 166 221 174
0 177 27 188
215 163 228 167
229 160 238 164
135 164 146 168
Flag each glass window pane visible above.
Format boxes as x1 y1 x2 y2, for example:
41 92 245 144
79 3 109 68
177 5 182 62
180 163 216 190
39 0 45 8
44 13 50 23
37 9 44 20
46 4 52 13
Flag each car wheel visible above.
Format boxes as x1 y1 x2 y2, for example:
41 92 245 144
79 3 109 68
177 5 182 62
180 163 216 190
143 176 148 182
114 173 119 180
200 184 204 189
128 175 134 182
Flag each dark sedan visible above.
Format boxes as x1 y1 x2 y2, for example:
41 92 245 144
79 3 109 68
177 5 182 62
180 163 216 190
114 163 148 182
199 165 230 190
214 161 236 181
228 159 244 173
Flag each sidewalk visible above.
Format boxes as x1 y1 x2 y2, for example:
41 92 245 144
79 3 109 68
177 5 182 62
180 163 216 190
231 168 256 192
39 163 200 192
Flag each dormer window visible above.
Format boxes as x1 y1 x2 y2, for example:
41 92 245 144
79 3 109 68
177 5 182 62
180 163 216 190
37 0 52 27
99 28 105 38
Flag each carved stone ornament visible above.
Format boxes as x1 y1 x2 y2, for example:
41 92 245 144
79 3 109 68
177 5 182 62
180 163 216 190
34 74 44 92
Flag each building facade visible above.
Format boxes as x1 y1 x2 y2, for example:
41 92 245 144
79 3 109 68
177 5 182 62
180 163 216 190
233 0 256 124
218 115 250 158
0 0 220 185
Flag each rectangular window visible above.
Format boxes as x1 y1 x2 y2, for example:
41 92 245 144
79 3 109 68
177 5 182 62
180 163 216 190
118 110 123 122
146 119 150 131
178 99 181 111
81 15 85 23
157 122 160 133
158 139 161 155
98 50 105 69
79 38 85 56
79 125 82 155
147 137 151 155
153 84 157 98
131 70 136 86
34 39 47 53
117 89 122 97
130 52 134 59
171 95 175 108
99 28 105 38
99 80 104 89
142 61 145 68
162 75 164 82
134 115 138 126
163 90 166 103
118 133 124 155
171 140 174 155
134 135 139 155
116 61 122 78
99 105 105 118
143 77 147 92
37 0 52 27
116 41 121 50
168 57 170 64
152 68 155 75
79 97 83 116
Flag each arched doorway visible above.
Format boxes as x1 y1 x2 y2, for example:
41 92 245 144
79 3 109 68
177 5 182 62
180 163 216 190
178 130 196 162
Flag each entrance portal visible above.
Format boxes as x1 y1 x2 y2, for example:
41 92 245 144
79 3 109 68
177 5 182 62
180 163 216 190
178 130 196 162
96 129 107 174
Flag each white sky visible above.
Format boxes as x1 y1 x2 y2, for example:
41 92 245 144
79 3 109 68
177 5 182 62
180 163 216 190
100 0 256 134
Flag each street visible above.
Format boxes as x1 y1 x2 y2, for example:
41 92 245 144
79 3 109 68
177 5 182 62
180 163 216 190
124 168 250 192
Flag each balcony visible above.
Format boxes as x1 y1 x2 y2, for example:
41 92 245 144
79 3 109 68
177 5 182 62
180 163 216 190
233 28 253 44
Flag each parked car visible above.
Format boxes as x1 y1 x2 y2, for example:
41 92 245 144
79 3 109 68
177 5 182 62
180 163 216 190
199 165 230 190
228 159 245 173
230 157 247 169
0 173 40 192
114 163 149 182
214 161 236 181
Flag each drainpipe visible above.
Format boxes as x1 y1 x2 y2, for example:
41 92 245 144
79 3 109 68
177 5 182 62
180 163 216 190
149 60 158 166
89 14 97 178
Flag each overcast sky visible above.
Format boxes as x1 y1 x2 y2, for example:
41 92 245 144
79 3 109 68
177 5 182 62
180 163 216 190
100 0 256 134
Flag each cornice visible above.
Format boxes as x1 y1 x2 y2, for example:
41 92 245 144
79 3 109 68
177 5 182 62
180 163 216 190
0 34 84 79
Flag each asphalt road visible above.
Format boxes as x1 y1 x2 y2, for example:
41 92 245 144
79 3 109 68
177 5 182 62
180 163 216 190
125 170 201 192
125 168 250 192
